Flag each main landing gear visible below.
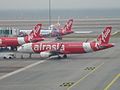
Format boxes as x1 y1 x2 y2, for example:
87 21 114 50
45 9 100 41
55 34 62 41
63 54 67 58
57 54 67 59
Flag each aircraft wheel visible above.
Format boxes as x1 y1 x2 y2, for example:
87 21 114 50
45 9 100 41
58 37 62 40
3 57 6 59
63 54 67 58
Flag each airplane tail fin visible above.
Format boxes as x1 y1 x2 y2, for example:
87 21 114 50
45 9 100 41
61 19 73 34
29 24 41 38
97 26 112 44
28 24 43 42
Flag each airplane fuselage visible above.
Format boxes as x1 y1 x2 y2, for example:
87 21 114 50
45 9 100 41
0 37 29 47
41 29 59 37
20 29 73 37
40 29 72 37
18 42 114 54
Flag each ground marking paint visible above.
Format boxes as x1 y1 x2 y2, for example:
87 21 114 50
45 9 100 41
104 73 120 90
67 62 104 90
0 60 46 80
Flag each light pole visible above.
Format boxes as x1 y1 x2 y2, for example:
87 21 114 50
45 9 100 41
49 0 51 26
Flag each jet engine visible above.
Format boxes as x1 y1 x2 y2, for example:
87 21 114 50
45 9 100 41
40 52 51 58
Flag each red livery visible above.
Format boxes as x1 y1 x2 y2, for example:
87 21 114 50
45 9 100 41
0 24 43 50
18 26 114 58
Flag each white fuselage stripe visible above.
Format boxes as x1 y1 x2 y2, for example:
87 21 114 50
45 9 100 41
17 37 26 45
83 42 93 53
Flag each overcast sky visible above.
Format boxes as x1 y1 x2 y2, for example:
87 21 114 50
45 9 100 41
0 0 120 10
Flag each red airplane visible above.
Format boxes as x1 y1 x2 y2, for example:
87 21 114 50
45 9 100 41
20 19 74 40
48 19 74 38
0 24 43 50
18 26 114 58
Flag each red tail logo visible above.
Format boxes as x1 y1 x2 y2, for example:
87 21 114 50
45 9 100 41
62 19 73 33
33 24 41 37
97 27 112 44
28 24 42 41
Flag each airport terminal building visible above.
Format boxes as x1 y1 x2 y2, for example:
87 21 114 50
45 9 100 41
0 27 19 37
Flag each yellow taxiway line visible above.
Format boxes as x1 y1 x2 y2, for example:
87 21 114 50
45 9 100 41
67 62 104 90
104 73 120 90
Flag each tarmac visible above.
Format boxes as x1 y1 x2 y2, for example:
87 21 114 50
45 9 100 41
0 18 120 90
0 37 119 90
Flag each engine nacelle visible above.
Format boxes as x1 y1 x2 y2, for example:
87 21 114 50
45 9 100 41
40 52 51 58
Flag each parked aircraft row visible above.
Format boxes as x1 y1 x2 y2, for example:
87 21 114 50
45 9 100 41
19 19 92 39
0 19 74 50
18 26 114 59
0 19 115 59
0 24 43 50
